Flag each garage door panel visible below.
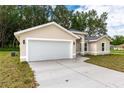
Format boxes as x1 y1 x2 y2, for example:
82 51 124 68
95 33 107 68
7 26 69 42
28 40 71 61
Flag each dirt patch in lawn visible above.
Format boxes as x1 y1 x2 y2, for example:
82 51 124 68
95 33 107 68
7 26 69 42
0 51 37 88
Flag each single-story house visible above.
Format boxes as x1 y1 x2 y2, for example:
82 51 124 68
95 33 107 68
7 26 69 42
14 22 112 62
113 44 124 50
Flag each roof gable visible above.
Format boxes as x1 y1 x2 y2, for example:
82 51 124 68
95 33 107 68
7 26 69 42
14 22 79 39
85 36 100 41
86 35 112 42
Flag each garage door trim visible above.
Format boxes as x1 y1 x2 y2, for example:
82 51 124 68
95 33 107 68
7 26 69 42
25 37 73 61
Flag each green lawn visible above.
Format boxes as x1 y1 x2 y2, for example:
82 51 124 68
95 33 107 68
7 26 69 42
111 49 124 55
85 54 124 72
0 47 19 51
0 51 37 88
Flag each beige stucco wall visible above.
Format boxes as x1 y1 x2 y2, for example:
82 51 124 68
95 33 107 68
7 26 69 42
80 35 85 55
19 25 77 61
96 37 110 55
88 42 97 55
88 37 110 55
72 33 85 55
76 39 81 54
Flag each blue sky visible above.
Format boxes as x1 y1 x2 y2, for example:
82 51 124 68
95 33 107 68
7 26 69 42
66 5 80 10
66 5 124 37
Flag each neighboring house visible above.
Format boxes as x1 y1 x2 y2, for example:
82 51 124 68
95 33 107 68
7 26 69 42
14 22 112 62
113 44 124 50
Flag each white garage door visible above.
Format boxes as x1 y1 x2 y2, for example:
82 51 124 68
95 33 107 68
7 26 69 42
27 39 73 61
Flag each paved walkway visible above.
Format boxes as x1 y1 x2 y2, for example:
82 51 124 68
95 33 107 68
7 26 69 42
29 57 124 88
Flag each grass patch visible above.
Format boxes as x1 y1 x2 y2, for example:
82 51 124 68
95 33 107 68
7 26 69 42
85 54 124 72
0 47 19 51
111 49 124 55
0 51 37 88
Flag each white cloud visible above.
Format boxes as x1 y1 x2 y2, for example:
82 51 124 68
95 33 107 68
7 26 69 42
75 5 124 37
108 27 124 37
51 5 56 10
85 5 111 15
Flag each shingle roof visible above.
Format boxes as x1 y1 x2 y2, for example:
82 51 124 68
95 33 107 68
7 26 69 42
69 29 87 35
69 29 82 32
85 35 112 42
85 36 101 40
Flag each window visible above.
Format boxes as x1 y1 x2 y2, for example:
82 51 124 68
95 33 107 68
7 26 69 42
23 40 25 44
84 43 87 51
73 42 75 45
102 43 105 51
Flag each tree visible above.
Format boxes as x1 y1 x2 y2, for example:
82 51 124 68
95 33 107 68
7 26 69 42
51 5 73 29
71 11 87 31
17 5 52 30
71 9 108 36
0 6 19 48
0 5 109 48
0 5 53 48
111 35 124 45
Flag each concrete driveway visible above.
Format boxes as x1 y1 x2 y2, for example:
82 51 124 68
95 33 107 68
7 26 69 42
29 57 124 88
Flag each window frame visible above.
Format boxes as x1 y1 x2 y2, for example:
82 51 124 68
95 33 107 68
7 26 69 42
102 43 105 51
84 43 87 51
